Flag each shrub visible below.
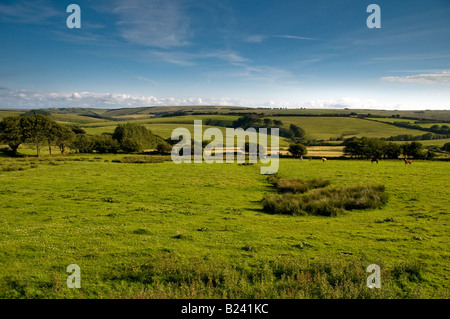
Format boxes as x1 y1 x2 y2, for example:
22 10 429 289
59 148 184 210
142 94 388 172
93 134 120 153
156 141 173 154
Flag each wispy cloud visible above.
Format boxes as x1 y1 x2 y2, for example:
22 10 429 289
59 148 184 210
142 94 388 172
146 49 248 66
381 70 450 84
373 53 450 62
274 35 315 41
137 76 159 86
243 34 315 43
0 0 59 24
243 34 267 43
111 0 191 48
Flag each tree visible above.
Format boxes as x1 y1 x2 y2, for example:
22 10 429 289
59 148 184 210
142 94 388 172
112 123 156 153
343 138 364 158
362 137 385 158
43 121 62 155
442 142 450 152
273 120 283 127
402 141 424 159
20 114 54 157
289 124 306 139
70 125 86 135
53 124 75 154
382 142 401 159
263 118 273 127
288 143 307 158
71 134 95 153
0 116 23 155
232 114 263 129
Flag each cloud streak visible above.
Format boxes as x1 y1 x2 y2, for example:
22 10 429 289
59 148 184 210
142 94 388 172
274 35 315 41
0 0 59 24
381 70 450 84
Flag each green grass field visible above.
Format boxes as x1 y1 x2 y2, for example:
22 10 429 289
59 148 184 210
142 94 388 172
0 154 448 298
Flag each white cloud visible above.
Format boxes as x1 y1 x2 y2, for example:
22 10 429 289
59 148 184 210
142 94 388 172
1 88 448 110
381 70 450 84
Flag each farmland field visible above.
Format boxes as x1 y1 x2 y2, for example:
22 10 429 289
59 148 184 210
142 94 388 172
0 155 448 298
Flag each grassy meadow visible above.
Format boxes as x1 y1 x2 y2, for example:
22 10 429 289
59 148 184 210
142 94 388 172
0 154 448 298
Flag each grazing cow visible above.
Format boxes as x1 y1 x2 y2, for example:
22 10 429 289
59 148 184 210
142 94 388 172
370 157 378 164
404 158 412 165
322 157 327 162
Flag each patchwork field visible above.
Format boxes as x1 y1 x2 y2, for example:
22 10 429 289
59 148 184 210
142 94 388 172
0 155 448 298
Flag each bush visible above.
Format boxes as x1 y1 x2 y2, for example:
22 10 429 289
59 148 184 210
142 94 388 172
156 141 173 155
92 134 120 153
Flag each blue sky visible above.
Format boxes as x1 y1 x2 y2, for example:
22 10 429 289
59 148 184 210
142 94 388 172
0 0 449 109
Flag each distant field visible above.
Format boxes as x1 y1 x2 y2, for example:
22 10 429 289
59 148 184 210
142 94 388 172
306 146 344 157
368 118 449 128
390 138 450 148
271 117 426 140
82 115 429 143
367 118 415 124
0 110 24 119
102 107 450 121
48 114 107 125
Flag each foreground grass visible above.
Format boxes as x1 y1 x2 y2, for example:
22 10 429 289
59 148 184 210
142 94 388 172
0 156 448 298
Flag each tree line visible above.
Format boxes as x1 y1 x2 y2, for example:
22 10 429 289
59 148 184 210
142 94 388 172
232 114 306 140
343 137 433 159
381 121 450 136
0 115 159 156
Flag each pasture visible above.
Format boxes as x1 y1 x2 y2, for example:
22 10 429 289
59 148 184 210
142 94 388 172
0 155 448 298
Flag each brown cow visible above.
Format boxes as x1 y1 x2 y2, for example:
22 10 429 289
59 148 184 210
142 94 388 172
404 158 412 165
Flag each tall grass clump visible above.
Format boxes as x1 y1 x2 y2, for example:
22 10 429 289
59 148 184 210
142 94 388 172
262 184 388 216
267 175 330 194
117 156 166 163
